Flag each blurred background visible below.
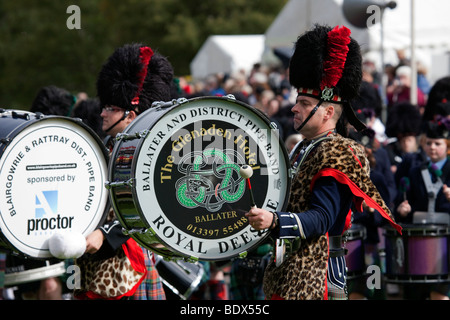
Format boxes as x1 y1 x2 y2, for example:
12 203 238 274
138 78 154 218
1 0 450 113
0 0 287 108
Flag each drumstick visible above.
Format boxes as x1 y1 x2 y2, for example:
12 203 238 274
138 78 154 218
399 177 410 201
239 165 256 208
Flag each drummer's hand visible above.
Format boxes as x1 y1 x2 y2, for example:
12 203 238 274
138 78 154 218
85 229 105 254
397 200 411 217
443 184 450 201
245 207 274 230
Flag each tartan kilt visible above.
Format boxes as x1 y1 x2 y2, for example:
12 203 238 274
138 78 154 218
327 281 348 300
130 247 166 300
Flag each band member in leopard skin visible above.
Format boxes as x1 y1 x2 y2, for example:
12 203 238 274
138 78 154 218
246 24 402 300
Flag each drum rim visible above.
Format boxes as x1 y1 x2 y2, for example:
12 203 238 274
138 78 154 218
4 261 66 286
384 223 450 236
110 96 291 261
0 112 110 258
344 223 367 239
1 112 109 169
0 110 37 149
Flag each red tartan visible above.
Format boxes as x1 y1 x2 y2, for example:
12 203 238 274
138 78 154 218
130 247 166 300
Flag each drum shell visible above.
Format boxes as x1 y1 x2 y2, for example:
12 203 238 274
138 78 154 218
108 105 181 258
0 110 110 258
344 224 366 278
384 224 450 283
108 97 291 261
108 105 168 232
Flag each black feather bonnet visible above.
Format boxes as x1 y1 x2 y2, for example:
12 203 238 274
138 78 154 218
289 24 365 132
97 43 174 114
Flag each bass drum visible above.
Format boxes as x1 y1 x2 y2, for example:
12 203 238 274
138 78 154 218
0 109 109 258
108 96 291 261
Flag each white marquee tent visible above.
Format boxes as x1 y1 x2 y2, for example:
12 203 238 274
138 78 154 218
264 0 450 83
189 1 450 83
190 35 265 79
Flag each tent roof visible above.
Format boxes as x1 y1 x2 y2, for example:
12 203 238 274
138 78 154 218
264 0 450 72
265 0 366 49
190 35 265 79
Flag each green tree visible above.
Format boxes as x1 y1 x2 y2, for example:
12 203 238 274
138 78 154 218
0 0 287 109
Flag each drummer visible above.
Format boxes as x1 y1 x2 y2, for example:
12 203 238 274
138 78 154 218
396 120 450 221
245 24 401 300
76 43 177 300
395 119 450 300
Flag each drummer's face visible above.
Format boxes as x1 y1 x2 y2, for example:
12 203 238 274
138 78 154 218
291 95 324 138
424 137 448 163
100 105 129 136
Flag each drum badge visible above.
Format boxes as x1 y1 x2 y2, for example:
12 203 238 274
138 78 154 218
109 97 291 261
175 149 246 212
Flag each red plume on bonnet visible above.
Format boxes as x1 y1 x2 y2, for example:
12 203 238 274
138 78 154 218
131 46 154 106
320 26 351 90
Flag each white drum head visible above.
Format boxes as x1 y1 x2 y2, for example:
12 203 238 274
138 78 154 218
0 117 108 258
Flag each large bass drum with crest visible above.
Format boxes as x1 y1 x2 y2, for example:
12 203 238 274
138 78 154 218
107 96 291 261
0 109 109 259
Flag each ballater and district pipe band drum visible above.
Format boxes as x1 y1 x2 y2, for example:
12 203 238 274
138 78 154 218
106 95 291 262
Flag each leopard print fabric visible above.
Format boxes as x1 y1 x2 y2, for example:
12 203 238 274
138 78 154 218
74 208 145 299
263 133 396 300
75 248 144 299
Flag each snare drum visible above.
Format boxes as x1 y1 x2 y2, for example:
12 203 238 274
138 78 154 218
0 109 109 258
155 255 204 300
384 224 450 283
343 224 367 279
107 96 291 261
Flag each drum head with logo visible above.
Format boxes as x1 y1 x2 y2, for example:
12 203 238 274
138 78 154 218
130 96 290 261
0 112 109 258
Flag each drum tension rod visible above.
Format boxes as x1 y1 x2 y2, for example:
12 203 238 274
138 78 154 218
11 111 31 120
0 138 11 145
152 97 189 110
115 130 149 141
104 178 135 189
122 227 148 235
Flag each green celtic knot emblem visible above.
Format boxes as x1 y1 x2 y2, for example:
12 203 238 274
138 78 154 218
175 149 246 212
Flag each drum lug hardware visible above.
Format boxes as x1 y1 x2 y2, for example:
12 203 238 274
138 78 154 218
152 100 173 109
238 251 248 259
104 178 135 189
122 227 148 235
11 111 30 120
289 168 297 178
224 94 236 101
184 256 199 263
176 97 188 104
115 130 149 141
0 138 11 145
270 121 278 130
